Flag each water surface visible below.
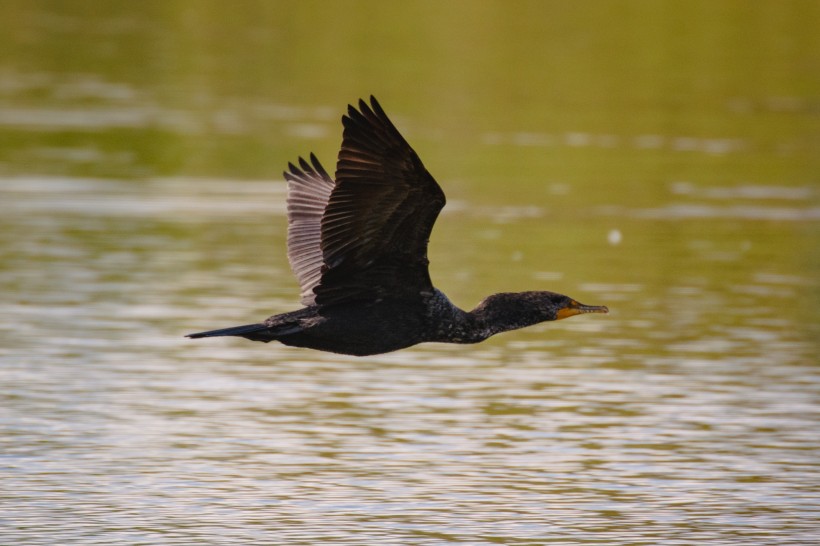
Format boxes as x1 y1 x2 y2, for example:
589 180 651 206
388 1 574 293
1 2 819 545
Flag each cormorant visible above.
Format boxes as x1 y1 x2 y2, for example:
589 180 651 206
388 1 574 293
187 97 608 356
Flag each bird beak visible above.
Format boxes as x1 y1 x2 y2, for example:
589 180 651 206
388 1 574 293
556 300 609 320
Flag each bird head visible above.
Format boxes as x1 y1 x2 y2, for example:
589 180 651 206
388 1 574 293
471 291 608 336
549 293 609 320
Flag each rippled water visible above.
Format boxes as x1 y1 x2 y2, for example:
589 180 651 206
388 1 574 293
2 2 820 544
2 177 818 545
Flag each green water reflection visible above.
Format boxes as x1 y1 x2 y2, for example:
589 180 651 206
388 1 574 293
1 2 819 545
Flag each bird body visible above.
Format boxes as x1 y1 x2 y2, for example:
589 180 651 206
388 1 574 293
187 97 608 356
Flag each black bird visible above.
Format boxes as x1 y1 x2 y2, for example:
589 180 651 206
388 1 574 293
187 97 608 356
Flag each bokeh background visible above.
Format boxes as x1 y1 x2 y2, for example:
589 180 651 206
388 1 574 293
2 1 818 544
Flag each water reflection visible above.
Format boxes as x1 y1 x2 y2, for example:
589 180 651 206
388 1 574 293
2 178 818 544
2 1 819 543
485 130 749 157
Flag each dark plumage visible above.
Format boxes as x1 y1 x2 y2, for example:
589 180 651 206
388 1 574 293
187 97 608 356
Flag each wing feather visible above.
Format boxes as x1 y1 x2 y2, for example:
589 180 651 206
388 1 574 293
284 153 335 305
312 96 446 306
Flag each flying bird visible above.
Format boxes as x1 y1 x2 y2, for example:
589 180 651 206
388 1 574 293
187 97 607 355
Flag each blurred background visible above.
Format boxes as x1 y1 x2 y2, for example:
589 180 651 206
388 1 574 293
1 1 819 544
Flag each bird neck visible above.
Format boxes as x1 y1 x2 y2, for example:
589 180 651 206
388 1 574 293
426 290 549 344
465 292 548 339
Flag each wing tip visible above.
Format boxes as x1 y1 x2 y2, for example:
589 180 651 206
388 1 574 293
284 154 333 184
309 152 330 179
345 95 382 124
368 95 384 117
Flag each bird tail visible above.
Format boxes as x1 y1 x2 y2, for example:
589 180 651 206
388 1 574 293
186 323 270 341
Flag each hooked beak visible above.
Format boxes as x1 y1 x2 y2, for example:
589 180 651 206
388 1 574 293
556 300 609 320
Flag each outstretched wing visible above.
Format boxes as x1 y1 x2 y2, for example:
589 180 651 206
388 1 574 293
284 153 335 305
313 96 446 306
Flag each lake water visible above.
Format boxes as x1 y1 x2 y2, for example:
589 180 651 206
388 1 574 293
1 3 819 545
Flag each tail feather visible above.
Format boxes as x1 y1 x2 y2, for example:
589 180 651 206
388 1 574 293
186 323 269 340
